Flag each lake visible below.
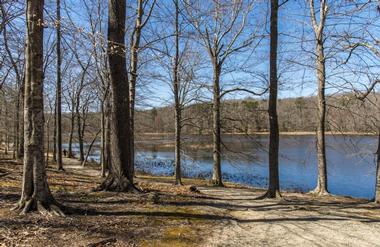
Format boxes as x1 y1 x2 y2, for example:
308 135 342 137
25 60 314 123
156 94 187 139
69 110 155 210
64 134 378 199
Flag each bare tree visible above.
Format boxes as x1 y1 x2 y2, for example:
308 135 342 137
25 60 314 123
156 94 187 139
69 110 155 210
12 0 63 215
261 0 281 198
173 0 182 185
96 0 136 192
185 0 261 186
56 0 63 170
309 0 329 195
82 0 110 176
129 0 156 176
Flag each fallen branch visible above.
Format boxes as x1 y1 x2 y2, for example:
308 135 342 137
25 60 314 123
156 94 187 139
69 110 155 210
82 129 101 167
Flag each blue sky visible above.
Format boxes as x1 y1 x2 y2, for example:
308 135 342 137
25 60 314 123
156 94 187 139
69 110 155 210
4 0 379 110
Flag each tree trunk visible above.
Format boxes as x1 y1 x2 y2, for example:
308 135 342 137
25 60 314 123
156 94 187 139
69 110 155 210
96 0 136 192
56 0 63 171
5 105 9 156
82 129 101 167
67 103 75 158
17 79 25 160
313 28 329 196
14 89 19 159
129 0 144 177
12 0 63 215
375 130 380 203
174 107 181 184
173 0 182 186
264 0 281 198
46 118 50 166
129 88 135 176
76 103 84 162
53 96 57 162
211 62 223 186
80 109 87 159
100 101 106 176
102 98 111 177
309 0 329 196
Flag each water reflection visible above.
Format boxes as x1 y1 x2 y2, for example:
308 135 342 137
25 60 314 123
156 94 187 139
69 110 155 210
64 134 378 199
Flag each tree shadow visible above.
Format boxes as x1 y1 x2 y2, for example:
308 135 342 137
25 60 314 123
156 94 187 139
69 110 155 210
0 192 20 202
63 205 237 222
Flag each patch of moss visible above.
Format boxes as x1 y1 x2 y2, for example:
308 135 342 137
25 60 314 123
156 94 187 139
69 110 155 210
140 226 198 247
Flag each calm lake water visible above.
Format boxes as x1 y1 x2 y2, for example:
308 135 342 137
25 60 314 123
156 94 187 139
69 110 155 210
65 135 378 199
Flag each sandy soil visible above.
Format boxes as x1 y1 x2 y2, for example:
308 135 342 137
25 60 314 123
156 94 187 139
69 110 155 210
1 152 380 246
201 187 380 247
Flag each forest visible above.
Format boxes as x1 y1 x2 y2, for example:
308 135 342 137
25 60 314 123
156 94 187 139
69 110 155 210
0 0 380 246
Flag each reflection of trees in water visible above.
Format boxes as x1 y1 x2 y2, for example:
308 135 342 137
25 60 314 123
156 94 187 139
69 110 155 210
330 135 376 168
67 134 377 171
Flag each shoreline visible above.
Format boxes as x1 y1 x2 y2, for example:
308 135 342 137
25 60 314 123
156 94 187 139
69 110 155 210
139 131 376 137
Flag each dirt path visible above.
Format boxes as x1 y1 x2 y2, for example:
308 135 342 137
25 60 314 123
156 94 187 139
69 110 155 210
199 187 380 247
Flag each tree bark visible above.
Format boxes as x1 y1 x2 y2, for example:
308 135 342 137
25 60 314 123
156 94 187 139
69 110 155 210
53 95 57 162
173 0 182 186
129 0 144 177
17 79 24 160
5 105 9 155
13 0 63 216
56 0 63 170
45 117 50 166
100 101 106 176
310 0 329 195
314 40 329 195
67 103 75 158
102 98 111 177
96 0 136 192
10 96 15 158
211 62 223 186
375 129 380 203
13 79 19 160
76 100 84 162
264 0 281 198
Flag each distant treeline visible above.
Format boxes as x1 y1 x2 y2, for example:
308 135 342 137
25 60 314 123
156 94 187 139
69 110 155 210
6 92 373 146
134 93 379 135
3 92 377 148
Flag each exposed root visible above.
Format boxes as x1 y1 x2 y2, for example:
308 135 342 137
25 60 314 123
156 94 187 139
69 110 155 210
50 204 65 217
308 186 330 196
255 189 282 200
94 175 142 193
11 198 65 216
210 179 224 187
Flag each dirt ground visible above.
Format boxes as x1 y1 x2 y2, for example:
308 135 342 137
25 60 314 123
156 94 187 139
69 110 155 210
1 152 380 247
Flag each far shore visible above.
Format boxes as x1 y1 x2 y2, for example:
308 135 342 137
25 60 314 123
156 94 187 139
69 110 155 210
139 131 376 137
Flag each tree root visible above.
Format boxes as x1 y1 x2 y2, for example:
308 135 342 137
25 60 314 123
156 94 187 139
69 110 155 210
210 179 224 187
308 186 330 196
11 198 65 216
94 175 141 193
255 189 282 200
